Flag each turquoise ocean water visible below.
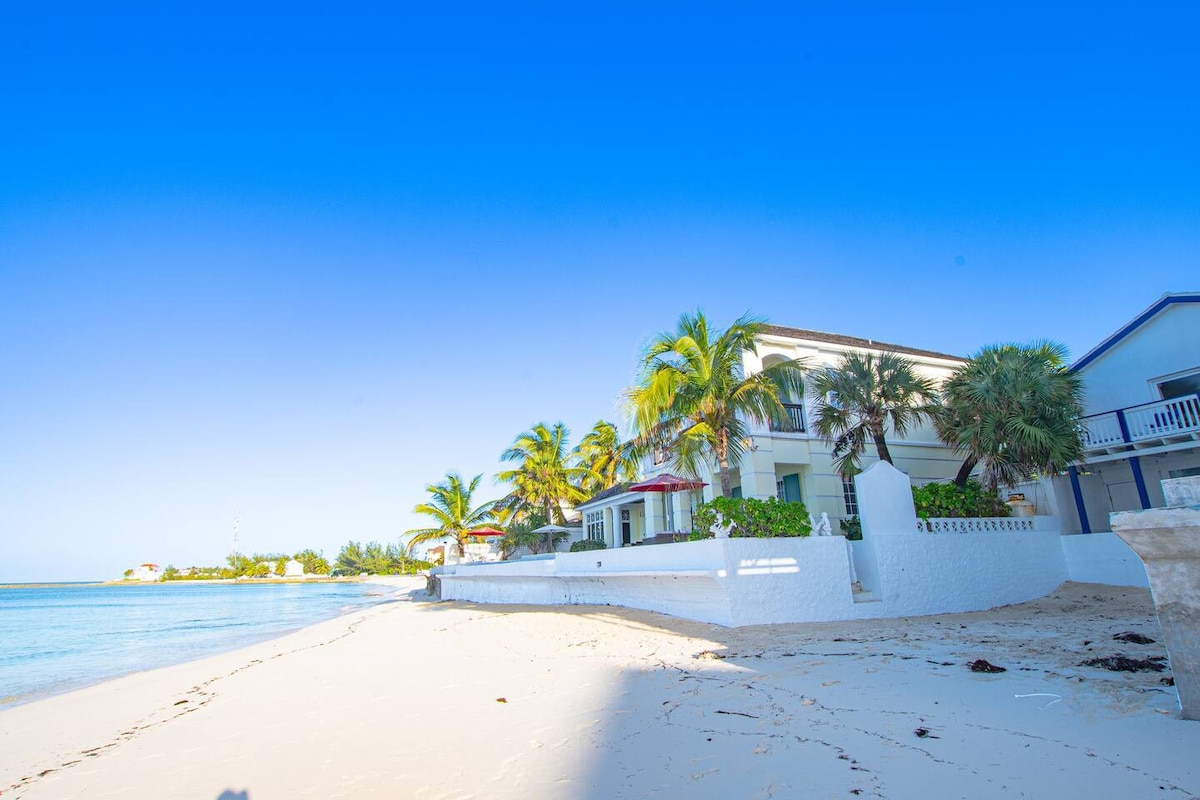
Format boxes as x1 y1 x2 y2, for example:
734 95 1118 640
0 582 394 709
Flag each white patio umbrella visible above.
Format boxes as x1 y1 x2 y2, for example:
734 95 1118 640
530 523 570 554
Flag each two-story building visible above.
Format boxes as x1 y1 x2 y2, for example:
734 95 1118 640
1051 293 1200 533
575 325 967 547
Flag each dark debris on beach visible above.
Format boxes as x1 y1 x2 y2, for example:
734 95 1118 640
1080 655 1167 673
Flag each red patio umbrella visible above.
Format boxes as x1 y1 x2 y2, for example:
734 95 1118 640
467 527 506 537
628 473 707 534
628 473 707 492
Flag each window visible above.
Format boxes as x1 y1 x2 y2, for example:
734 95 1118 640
585 511 604 542
1158 370 1200 400
774 474 802 503
842 477 859 516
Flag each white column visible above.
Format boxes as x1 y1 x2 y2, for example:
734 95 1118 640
739 450 779 499
643 495 661 539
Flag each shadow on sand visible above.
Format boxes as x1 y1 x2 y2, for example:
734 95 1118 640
405 586 1179 799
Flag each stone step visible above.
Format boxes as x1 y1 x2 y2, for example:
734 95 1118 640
852 589 879 604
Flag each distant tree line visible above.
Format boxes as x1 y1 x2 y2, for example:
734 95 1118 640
160 543 431 580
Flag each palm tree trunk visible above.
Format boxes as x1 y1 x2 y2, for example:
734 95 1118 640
954 456 978 487
872 428 893 464
716 429 731 498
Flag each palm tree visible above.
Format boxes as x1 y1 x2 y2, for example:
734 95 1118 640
628 310 806 498
935 341 1084 489
497 422 590 524
573 420 639 496
497 512 570 558
405 472 500 558
811 351 937 477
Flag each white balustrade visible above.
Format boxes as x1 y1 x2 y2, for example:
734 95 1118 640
917 517 1036 534
1123 395 1200 442
1081 412 1124 449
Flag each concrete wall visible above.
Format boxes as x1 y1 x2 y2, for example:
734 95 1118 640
1061 532 1149 587
436 530 1079 627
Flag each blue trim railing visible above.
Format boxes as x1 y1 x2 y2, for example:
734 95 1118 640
1081 392 1200 450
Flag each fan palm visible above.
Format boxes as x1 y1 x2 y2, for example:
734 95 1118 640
497 422 590 524
573 420 639 496
405 472 500 557
811 351 937 477
628 310 806 498
935 341 1084 488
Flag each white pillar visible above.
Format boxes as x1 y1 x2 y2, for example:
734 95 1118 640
851 461 919 596
856 461 919 537
644 494 661 539
739 450 778 499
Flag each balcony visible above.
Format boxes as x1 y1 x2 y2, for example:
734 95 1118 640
1081 393 1200 454
768 403 807 434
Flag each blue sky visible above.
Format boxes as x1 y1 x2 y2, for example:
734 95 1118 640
2 2 1198 581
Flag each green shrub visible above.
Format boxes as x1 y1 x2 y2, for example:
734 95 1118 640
911 481 1010 520
692 496 812 539
840 516 862 540
569 538 606 552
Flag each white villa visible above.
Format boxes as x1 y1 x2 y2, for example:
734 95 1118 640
575 325 968 548
129 563 162 582
1043 292 1200 533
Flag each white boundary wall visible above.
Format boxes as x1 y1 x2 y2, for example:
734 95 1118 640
1061 532 1149 587
437 531 1073 627
435 463 1149 627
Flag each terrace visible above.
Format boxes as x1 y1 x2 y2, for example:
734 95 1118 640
1081 393 1200 454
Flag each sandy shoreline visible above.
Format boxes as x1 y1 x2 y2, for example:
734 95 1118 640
2 580 1197 799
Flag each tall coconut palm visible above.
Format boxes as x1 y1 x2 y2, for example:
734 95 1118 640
573 420 639 496
497 422 590 524
811 351 937 477
628 310 806 498
405 472 499 557
935 341 1084 488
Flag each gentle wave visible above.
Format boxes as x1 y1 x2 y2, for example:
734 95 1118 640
0 582 390 709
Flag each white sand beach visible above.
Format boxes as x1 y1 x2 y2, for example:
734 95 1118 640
2 580 1197 800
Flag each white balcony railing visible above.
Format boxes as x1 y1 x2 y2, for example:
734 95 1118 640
1081 412 1125 449
1081 393 1200 452
1124 394 1200 440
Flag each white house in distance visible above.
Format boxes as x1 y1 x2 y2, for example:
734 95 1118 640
575 325 968 547
129 563 162 582
1047 292 1200 533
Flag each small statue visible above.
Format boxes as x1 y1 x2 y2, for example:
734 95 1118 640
710 511 734 539
810 512 833 536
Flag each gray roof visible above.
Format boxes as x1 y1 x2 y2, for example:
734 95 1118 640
760 325 965 362
576 482 636 509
